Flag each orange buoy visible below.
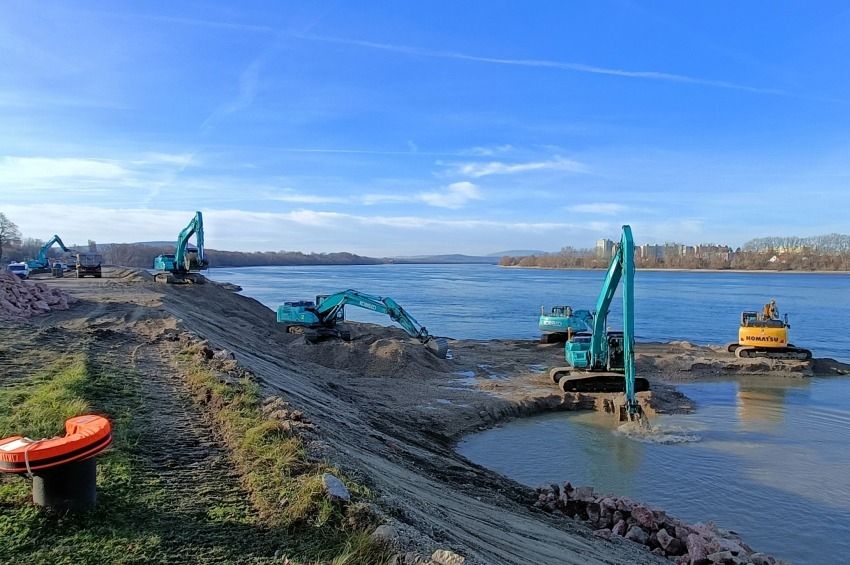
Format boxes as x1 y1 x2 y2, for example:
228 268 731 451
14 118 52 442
0 415 112 475
0 415 112 512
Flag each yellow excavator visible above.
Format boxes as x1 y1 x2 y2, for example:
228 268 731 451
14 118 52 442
727 300 812 360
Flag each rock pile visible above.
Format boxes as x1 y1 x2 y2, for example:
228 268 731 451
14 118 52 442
534 483 785 565
0 271 76 319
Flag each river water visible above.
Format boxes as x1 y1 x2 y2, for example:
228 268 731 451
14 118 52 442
208 264 850 563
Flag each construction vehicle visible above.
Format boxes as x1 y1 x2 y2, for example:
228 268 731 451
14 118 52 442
75 252 102 278
51 262 64 278
152 211 208 283
539 306 593 343
548 225 648 421
276 289 449 358
726 300 812 360
26 235 74 274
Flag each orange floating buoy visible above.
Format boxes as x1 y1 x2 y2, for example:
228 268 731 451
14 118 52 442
0 415 112 475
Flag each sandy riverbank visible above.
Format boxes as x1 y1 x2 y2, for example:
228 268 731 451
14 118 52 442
6 268 847 563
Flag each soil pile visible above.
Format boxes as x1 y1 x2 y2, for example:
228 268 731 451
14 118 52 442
0 271 77 319
289 324 448 376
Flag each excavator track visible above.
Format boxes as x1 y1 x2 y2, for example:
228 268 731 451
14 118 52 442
550 367 649 393
732 345 812 361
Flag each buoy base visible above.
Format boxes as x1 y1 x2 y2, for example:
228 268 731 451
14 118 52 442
32 458 97 512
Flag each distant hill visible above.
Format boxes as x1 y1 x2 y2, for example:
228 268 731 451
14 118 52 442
488 249 549 257
390 254 500 264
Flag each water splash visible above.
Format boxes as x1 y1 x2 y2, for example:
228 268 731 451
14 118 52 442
616 421 701 444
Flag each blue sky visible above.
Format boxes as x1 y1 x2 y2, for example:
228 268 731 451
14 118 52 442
2 1 849 256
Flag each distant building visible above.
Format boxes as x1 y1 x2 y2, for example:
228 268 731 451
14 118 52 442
639 244 663 261
596 238 615 259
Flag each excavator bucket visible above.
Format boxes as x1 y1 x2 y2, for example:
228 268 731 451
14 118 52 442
426 337 449 359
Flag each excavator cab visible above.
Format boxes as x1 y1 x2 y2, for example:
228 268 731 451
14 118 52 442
606 331 625 372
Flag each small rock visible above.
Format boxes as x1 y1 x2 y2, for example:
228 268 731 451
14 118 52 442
430 549 465 565
574 486 594 501
631 505 655 529
687 533 710 565
321 473 350 503
750 553 775 565
665 537 685 556
612 519 627 537
652 548 665 556
625 525 649 545
717 538 745 556
586 502 601 524
657 528 674 551
404 552 431 565
593 528 612 540
371 524 399 544
600 497 617 513
707 550 735 564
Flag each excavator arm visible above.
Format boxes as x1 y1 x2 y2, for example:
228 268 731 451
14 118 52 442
173 211 207 272
28 235 74 269
316 290 434 344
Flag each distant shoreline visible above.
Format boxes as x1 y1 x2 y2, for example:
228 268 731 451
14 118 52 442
500 265 850 275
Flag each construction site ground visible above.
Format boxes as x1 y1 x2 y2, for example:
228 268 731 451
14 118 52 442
2 268 848 564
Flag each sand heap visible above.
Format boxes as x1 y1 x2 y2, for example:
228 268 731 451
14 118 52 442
0 271 76 319
535 483 783 564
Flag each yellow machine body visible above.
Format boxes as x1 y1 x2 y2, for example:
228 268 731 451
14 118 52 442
738 325 788 349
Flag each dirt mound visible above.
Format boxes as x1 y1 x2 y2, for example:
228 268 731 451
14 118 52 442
0 271 77 319
289 324 447 376
107 267 152 281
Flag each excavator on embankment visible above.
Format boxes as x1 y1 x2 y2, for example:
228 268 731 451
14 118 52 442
538 306 593 343
276 289 449 358
727 300 812 360
548 225 649 422
26 235 75 274
153 211 209 284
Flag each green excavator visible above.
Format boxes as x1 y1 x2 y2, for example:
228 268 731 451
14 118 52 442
276 289 449 358
548 225 649 421
152 211 209 283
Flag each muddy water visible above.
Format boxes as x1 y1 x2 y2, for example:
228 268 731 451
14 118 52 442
457 376 850 564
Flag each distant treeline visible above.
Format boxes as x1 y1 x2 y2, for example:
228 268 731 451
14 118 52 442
102 244 384 268
500 251 850 271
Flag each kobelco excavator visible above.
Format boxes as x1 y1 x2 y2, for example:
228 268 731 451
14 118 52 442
727 300 812 360
538 306 593 343
548 225 648 421
26 235 74 274
277 289 449 358
153 211 209 284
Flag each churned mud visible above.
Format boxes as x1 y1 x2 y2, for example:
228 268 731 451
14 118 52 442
5 268 846 564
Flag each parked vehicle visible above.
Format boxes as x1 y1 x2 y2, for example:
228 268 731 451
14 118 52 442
7 262 30 279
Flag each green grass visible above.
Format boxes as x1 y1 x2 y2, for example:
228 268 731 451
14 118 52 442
177 345 390 562
0 344 391 564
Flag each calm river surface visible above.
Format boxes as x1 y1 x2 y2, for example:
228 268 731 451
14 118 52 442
209 264 850 563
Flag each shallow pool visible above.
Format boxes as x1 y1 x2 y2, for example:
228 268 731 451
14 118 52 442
456 376 850 564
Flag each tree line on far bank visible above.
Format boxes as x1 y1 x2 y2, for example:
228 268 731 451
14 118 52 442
500 248 850 271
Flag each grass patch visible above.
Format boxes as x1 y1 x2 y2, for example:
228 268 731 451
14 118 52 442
177 344 391 563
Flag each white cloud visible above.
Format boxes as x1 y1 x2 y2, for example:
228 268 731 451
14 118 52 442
363 182 483 209
448 157 588 178
419 181 482 209
0 156 128 181
567 203 627 215
464 144 514 157
268 189 349 204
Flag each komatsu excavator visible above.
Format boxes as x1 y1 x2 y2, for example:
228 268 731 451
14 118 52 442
727 300 812 360
548 225 648 421
276 289 449 358
152 211 209 283
26 235 74 274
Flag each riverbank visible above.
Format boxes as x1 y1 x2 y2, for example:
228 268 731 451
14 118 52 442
3 269 846 563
